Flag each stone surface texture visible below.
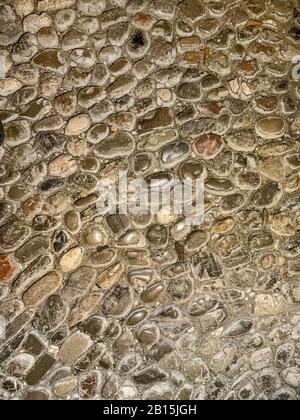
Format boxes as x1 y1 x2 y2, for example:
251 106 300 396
0 0 299 401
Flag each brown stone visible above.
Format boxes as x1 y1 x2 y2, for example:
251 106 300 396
23 272 62 307
137 108 173 134
25 353 56 385
0 255 20 283
195 134 224 159
58 331 92 364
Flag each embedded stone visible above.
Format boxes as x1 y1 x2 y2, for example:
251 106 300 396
59 247 84 273
256 117 286 139
32 49 66 74
0 255 20 284
138 108 173 134
23 272 62 307
195 134 224 159
252 182 282 208
254 294 287 316
101 284 134 318
179 0 205 21
58 331 92 364
0 78 22 96
227 130 256 152
107 75 137 99
25 353 55 385
95 131 135 158
160 141 190 169
65 114 90 136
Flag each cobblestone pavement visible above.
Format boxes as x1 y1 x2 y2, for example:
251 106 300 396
1 0 300 401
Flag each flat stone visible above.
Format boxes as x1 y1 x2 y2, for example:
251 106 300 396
205 178 234 195
53 376 77 397
143 382 173 400
78 0 106 16
0 255 20 284
254 294 287 316
138 129 177 151
101 284 134 318
33 294 67 334
23 272 62 307
0 219 31 251
0 78 22 96
95 131 135 158
258 141 294 158
259 157 285 181
23 12 52 33
252 182 282 208
62 29 87 50
195 134 224 159
152 42 176 67
138 108 173 134
176 82 202 102
160 141 190 169
62 266 97 303
283 368 300 388
179 0 205 21
68 292 103 327
58 331 92 364
107 75 137 99
60 247 84 273
227 130 256 152
65 114 90 136
256 117 286 139
25 353 56 385
37 0 76 12
32 49 66 74
15 236 50 263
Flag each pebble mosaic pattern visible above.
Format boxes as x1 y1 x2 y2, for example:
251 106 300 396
0 0 300 401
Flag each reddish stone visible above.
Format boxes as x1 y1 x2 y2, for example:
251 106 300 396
199 102 221 116
195 134 224 160
246 19 263 28
22 195 43 219
133 13 153 30
0 255 20 283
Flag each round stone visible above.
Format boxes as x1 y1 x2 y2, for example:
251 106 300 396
141 283 165 304
87 123 109 144
256 117 286 139
65 114 90 136
185 230 209 253
160 142 190 169
133 153 153 174
221 193 245 214
195 134 224 159
83 224 108 246
205 178 235 195
236 171 261 190
59 247 84 273
146 225 169 248
101 284 134 318
252 182 282 209
167 277 194 302
125 308 148 326
89 248 117 267
152 42 176 67
5 120 31 146
180 160 205 181
176 82 202 102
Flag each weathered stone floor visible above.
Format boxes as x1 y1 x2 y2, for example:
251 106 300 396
1 0 300 400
